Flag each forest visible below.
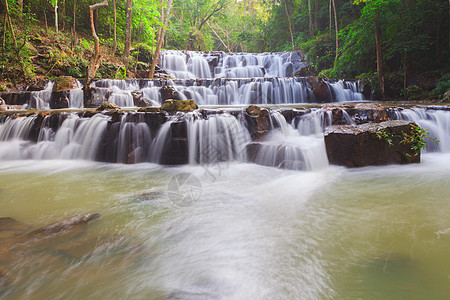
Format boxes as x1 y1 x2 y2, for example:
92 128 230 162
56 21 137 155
0 0 449 100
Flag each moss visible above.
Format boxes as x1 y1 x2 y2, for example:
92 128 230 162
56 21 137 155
161 99 198 112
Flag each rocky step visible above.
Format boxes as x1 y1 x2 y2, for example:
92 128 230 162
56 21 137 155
324 120 421 167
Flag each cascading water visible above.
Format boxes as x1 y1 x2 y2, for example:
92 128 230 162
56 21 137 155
390 107 450 152
3 51 365 109
187 113 251 164
248 110 330 171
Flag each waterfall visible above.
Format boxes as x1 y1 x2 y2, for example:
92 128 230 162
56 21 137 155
247 110 329 171
188 113 251 164
295 109 332 136
391 107 450 152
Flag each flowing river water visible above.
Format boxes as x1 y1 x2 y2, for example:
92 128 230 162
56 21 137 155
0 154 449 299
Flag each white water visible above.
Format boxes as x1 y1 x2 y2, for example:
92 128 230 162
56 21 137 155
392 107 450 152
13 51 365 109
0 153 449 299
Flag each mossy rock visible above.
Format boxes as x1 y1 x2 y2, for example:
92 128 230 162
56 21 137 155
96 101 120 111
161 99 198 112
246 104 261 116
52 76 79 92
138 107 161 112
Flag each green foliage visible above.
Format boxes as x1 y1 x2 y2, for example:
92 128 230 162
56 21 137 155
301 33 334 71
376 124 439 157
432 74 450 98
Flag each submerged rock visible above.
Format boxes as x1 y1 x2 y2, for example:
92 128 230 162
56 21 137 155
161 99 198 112
0 217 31 241
324 120 420 167
26 213 100 238
0 266 11 292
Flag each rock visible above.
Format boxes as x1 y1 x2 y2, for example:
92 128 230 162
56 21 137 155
161 85 181 101
442 90 450 102
49 91 70 109
0 217 31 241
307 77 331 102
324 120 420 167
27 80 48 91
159 120 189 165
246 104 261 116
138 107 161 112
347 103 388 124
26 213 100 238
161 99 198 112
52 76 79 92
245 105 270 140
0 266 11 291
85 87 113 108
359 78 373 99
96 101 120 111
131 90 152 107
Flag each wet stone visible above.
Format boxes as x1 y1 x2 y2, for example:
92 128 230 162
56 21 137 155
324 120 420 167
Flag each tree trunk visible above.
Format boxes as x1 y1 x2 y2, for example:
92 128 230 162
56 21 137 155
375 15 385 100
124 0 133 67
403 52 407 91
73 0 76 34
84 0 109 105
283 0 294 50
329 0 332 36
3 0 17 49
55 0 59 33
308 0 313 36
314 0 319 32
149 0 173 79
332 0 338 65
113 0 117 54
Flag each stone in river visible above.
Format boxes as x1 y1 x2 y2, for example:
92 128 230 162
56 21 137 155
324 120 420 167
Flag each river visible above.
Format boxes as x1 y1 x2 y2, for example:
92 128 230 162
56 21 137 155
0 153 449 299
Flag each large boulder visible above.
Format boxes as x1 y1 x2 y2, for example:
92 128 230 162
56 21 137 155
324 120 421 167
52 76 79 92
161 99 198 112
307 77 331 102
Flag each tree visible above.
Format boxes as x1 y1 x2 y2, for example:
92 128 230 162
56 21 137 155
84 0 109 102
149 0 173 78
123 0 133 66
